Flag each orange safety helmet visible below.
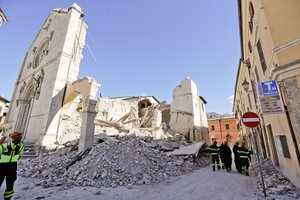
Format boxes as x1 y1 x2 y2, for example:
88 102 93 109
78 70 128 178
241 140 246 147
9 132 22 139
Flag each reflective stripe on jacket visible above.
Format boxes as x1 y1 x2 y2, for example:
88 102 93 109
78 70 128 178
237 147 250 160
209 144 219 155
0 141 24 163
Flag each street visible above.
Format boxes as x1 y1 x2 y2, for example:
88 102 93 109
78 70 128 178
8 165 259 200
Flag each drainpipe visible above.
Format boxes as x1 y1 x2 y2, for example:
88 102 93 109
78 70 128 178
219 119 223 143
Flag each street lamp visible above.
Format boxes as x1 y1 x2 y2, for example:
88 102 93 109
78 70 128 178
242 79 250 92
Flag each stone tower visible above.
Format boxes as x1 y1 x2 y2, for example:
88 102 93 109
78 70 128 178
6 4 97 149
169 77 208 140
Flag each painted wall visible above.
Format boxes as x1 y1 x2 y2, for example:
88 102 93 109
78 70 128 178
208 117 238 146
234 0 300 188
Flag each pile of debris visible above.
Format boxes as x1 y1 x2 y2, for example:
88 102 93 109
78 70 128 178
253 158 300 199
18 136 210 188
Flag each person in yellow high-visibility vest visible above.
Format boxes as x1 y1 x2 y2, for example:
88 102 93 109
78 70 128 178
0 132 24 200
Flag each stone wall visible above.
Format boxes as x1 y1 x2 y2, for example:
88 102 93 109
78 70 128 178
6 4 88 149
169 77 203 137
284 76 300 143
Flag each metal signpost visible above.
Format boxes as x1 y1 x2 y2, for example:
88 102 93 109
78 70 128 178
242 112 267 197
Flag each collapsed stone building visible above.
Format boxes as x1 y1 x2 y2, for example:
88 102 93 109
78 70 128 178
5 4 209 152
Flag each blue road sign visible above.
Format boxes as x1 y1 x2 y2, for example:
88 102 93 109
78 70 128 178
256 80 284 114
260 80 279 96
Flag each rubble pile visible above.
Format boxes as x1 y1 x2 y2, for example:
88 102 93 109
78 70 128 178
253 158 300 199
58 114 82 145
19 136 210 188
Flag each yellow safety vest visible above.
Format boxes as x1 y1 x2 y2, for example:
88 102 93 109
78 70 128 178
0 142 24 163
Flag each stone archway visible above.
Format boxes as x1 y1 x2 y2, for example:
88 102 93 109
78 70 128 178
15 83 34 141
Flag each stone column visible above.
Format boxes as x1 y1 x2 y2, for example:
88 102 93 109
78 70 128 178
79 98 97 152
152 109 162 138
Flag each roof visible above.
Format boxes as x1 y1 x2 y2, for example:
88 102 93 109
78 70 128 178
199 96 207 104
207 116 236 121
166 141 205 157
0 8 8 22
233 0 245 112
207 112 235 121
237 0 244 61
110 96 160 104
0 95 10 103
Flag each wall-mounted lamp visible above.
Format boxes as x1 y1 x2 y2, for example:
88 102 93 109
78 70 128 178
242 79 250 92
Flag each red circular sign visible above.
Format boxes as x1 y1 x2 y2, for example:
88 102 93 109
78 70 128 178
242 112 260 128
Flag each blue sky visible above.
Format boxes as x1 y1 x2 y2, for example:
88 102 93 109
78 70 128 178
0 0 240 114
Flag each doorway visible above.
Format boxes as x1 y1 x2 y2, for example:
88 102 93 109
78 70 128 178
267 124 279 166
15 84 34 141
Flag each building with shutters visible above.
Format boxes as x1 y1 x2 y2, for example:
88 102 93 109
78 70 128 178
207 113 238 147
233 0 300 188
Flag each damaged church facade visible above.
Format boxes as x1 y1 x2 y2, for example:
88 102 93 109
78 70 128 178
5 4 208 151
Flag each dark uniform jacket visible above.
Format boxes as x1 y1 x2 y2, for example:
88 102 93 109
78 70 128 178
237 146 251 161
209 144 219 156
222 145 232 161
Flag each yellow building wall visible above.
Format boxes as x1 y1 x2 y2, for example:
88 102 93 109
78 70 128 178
261 0 300 65
235 0 300 189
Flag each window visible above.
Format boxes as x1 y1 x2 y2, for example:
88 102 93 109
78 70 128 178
211 125 215 131
50 31 54 40
249 2 254 34
248 41 252 53
257 40 267 74
225 124 230 130
249 22 253 34
255 66 260 83
279 136 291 158
251 79 257 103
249 2 254 17
248 93 252 109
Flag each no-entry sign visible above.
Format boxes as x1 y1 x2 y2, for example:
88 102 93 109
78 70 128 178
242 112 260 128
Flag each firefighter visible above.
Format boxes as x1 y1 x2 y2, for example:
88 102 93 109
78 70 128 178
219 142 226 169
0 132 24 200
209 141 220 171
237 140 251 176
222 141 232 172
233 141 241 173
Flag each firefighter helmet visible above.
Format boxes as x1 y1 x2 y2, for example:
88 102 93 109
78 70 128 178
9 132 22 139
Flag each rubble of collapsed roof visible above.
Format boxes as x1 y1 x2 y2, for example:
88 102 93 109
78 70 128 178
253 158 300 199
18 136 210 188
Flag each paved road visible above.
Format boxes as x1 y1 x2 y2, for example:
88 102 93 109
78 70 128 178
4 165 259 200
